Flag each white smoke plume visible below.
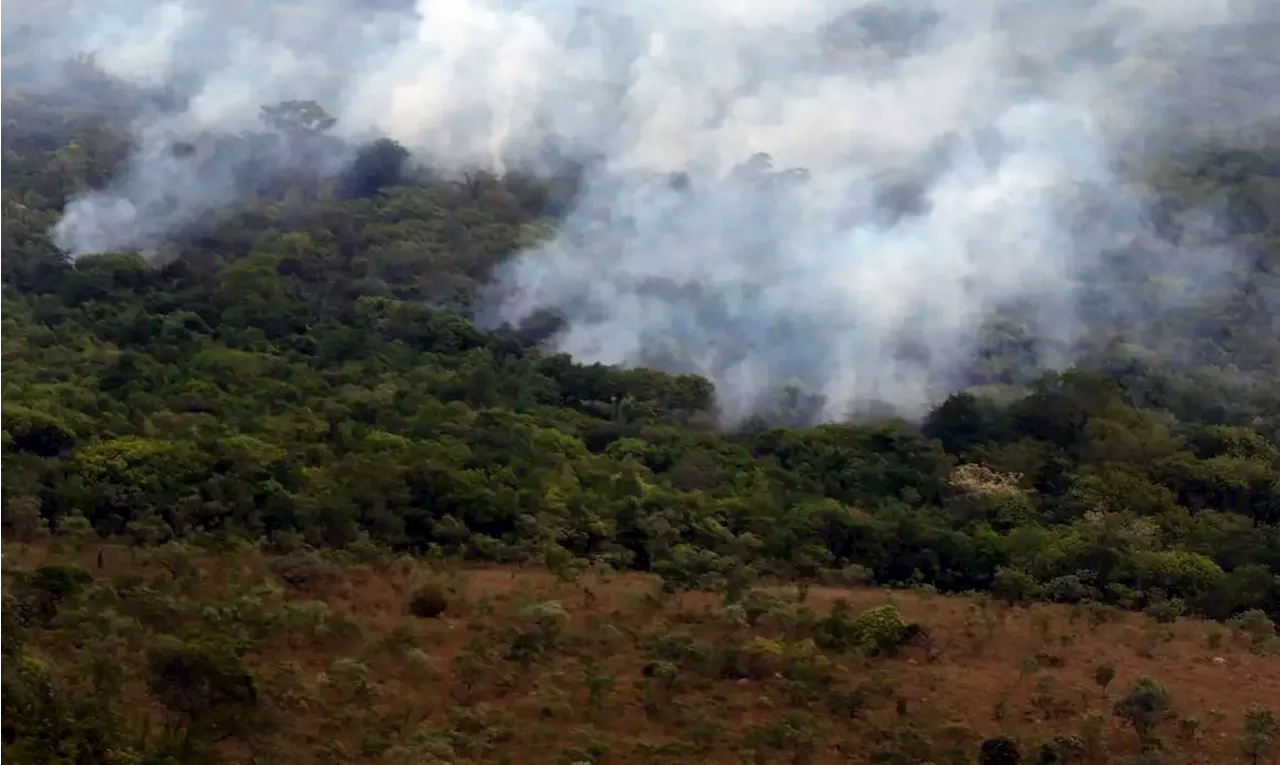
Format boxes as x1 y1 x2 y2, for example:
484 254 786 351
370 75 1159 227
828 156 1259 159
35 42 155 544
12 0 1278 422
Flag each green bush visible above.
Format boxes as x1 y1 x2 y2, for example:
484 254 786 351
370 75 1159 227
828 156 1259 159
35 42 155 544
854 604 909 655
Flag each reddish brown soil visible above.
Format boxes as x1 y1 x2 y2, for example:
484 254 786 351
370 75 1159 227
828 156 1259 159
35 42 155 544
8 543 1276 764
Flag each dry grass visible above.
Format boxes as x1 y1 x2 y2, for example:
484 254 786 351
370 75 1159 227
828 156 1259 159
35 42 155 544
6 541 1277 764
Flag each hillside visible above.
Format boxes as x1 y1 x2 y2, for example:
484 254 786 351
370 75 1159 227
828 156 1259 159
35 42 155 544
5 541 1279 765
4 22 1280 765
5 86 1280 615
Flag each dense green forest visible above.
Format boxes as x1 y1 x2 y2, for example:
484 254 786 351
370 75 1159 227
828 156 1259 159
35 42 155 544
4 64 1280 619
5 51 1280 765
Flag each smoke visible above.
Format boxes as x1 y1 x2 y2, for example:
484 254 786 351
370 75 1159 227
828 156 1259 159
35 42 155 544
17 0 1279 422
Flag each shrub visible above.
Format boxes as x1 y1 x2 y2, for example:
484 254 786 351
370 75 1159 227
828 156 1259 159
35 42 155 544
979 735 1022 765
409 583 449 619
21 564 92 623
993 567 1042 604
269 551 342 594
24 564 92 601
1143 599 1183 624
813 599 862 652
741 637 785 680
1229 609 1276 648
1093 662 1116 692
519 600 569 644
1115 677 1175 749
854 604 908 655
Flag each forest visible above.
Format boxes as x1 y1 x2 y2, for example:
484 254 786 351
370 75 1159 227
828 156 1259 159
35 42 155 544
4 53 1280 765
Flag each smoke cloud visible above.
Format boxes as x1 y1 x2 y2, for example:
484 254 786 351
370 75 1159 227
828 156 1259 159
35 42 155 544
13 0 1279 422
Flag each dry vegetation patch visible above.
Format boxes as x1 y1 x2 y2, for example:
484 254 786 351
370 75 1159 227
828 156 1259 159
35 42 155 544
5 542 1278 765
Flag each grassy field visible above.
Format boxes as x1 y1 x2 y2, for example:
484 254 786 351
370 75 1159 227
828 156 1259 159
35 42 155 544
5 541 1278 764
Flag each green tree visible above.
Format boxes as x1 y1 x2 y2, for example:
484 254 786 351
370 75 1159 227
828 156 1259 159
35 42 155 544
1114 677 1175 750
146 637 259 761
1240 706 1280 765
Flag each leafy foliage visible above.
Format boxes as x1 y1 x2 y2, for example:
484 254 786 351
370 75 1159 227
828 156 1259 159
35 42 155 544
3 58 1280 765
5 75 1280 622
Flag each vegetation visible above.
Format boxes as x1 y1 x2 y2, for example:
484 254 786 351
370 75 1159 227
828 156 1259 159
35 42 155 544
6 544 1280 764
3 58 1280 764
